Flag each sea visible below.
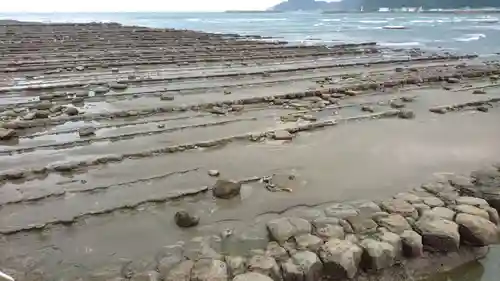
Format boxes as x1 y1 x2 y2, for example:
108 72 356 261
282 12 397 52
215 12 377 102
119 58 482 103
0 11 499 281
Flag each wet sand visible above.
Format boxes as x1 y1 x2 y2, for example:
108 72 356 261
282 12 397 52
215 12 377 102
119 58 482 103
1 20 500 280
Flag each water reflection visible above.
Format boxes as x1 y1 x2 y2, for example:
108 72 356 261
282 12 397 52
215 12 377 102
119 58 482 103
427 246 500 281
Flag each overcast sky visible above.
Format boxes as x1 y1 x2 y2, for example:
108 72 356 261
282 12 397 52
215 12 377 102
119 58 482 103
0 0 336 12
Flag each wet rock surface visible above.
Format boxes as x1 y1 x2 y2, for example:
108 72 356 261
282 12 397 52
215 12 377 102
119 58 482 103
1 20 500 281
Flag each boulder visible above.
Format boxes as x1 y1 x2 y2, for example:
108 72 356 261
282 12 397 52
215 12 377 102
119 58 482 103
345 216 377 234
398 109 415 119
213 179 241 199
65 107 79 116
0 128 17 140
174 211 199 228
266 217 311 244
273 130 293 141
360 239 396 271
265 242 289 262
233 272 273 281
131 271 160 281
294 234 323 252
318 239 362 279
415 216 460 252
282 251 323 281
377 232 402 258
424 207 455 221
455 213 499 246
164 260 194 281
225 256 246 278
191 259 228 281
313 223 345 241
79 125 96 137
380 199 418 218
376 214 412 234
247 255 281 281
454 205 489 220
400 230 423 258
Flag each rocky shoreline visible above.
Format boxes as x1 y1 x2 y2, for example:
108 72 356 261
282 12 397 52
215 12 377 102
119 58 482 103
1 21 500 280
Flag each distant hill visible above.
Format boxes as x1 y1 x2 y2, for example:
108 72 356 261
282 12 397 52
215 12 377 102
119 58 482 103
270 0 500 11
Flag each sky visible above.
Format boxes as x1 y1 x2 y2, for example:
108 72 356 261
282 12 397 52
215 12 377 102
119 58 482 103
0 0 327 12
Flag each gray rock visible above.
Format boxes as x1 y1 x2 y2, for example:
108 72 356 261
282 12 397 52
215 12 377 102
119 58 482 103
208 107 226 115
486 207 500 225
345 216 377 234
339 219 355 234
415 216 459 252
400 230 423 258
185 236 222 261
208 170 220 177
424 207 455 221
266 217 311 244
456 196 489 208
164 260 194 281
226 256 246 278
72 97 85 104
455 213 499 246
423 197 445 208
294 234 323 252
233 272 273 281
429 107 447 114
273 130 293 141
377 232 402 258
174 211 199 228
390 101 405 109
413 203 431 216
472 89 486 95
265 242 289 262
93 86 110 94
247 255 281 281
36 101 53 110
282 251 323 281
110 82 128 90
398 109 415 119
191 259 228 281
401 96 415 102
79 125 96 137
361 105 374 113
50 105 63 113
394 193 422 204
131 271 160 281
324 203 359 219
360 239 396 271
75 65 85 71
454 205 490 220
221 225 269 257
213 179 241 199
65 107 79 116
313 223 345 241
380 199 418 218
447 77 460 83
160 94 175 101
0 128 17 140
351 201 382 215
318 239 362 279
376 214 412 234
23 111 37 120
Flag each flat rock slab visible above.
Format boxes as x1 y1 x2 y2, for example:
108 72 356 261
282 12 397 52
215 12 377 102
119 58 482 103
376 214 412 234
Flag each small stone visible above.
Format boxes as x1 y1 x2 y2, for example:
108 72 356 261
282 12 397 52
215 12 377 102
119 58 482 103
476 105 489 112
472 89 486 95
160 94 175 101
224 90 232 95
390 101 405 109
318 239 362 279
174 211 199 228
456 213 499 246
109 82 128 90
157 124 165 129
75 65 85 71
111 68 120 73
401 96 415 102
233 272 273 281
398 109 415 119
65 107 79 116
78 125 96 137
213 179 241 199
415 216 459 252
361 105 374 113
208 170 220 177
400 230 423 258
273 130 293 141
0 128 17 140
429 107 447 114
360 239 395 271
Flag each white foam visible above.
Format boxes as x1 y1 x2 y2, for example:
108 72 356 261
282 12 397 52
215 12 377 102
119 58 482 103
454 33 486 42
